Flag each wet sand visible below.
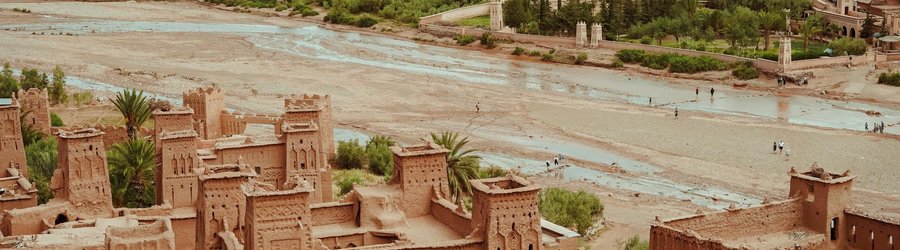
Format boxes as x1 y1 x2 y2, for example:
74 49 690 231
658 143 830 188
2 2 899 247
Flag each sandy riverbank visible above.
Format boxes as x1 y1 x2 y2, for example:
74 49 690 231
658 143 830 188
2 1 899 248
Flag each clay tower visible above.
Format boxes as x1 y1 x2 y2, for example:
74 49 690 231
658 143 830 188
195 163 256 250
17 88 50 136
789 166 855 243
183 87 225 140
0 97 27 179
153 107 200 208
53 128 114 219
471 175 543 250
283 94 334 159
389 142 450 217
282 122 331 203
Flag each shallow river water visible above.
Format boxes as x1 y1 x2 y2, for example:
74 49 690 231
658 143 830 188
3 19 897 134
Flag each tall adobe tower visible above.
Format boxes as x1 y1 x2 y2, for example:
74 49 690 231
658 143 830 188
471 175 543 250
282 122 332 203
389 143 449 217
17 88 50 136
53 128 114 219
153 107 200 208
195 163 256 250
283 94 334 159
0 97 27 179
788 166 855 243
183 87 225 140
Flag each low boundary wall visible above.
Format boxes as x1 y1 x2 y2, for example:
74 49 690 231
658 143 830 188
419 3 491 25
420 18 872 73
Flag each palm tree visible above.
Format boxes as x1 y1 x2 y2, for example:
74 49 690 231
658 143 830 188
107 138 156 208
799 14 824 51
109 89 151 139
758 11 784 50
430 131 480 204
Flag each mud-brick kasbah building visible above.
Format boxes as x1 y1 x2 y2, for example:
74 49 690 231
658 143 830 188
0 86 582 249
650 165 900 249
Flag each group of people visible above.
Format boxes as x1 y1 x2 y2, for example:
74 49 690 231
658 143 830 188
866 121 886 134
773 140 791 160
545 154 565 167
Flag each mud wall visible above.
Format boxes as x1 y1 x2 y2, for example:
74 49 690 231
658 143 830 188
310 202 355 226
431 199 472 236
53 125 152 147
105 218 176 250
419 3 491 24
662 200 805 240
844 212 900 250
788 55 868 71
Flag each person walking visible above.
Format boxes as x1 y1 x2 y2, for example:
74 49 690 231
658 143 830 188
778 141 784 153
785 148 791 161
773 142 777 153
674 108 679 119
553 157 559 166
710 87 715 97
649 97 653 106
882 121 886 134
865 122 868 132
695 87 699 95
545 161 550 167
475 102 480 113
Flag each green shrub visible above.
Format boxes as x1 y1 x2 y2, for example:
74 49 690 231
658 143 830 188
575 52 588 65
611 58 624 68
541 52 554 61
878 72 900 86
480 32 496 48
455 35 476 45
325 7 356 24
302 9 319 16
50 113 64 127
792 50 827 60
828 37 867 56
539 188 603 234
732 62 760 80
639 36 652 45
512 47 525 55
332 169 386 197
639 53 673 70
477 165 508 179
355 13 379 27
623 235 650 250
527 50 542 56
275 4 288 11
70 91 94 106
336 140 366 169
616 49 646 64
365 135 395 176
668 55 727 73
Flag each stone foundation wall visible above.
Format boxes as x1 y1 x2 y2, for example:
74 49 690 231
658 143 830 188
844 211 900 250
310 202 355 226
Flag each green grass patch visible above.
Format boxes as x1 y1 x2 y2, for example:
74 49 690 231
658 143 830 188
454 15 490 29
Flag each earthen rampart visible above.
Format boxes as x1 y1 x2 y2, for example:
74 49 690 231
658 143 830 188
662 199 805 240
431 198 472 236
105 218 176 250
311 202 356 226
17 88 50 135
843 209 900 250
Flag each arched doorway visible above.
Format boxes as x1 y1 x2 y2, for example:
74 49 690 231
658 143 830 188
842 26 848 36
54 214 68 225
850 28 856 38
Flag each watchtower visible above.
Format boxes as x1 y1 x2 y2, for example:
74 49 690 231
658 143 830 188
282 122 331 203
389 143 449 217
243 177 314 250
471 175 543 250
54 128 114 219
0 97 27 179
183 87 225 140
489 0 504 31
283 94 334 159
17 88 50 135
195 162 256 250
788 165 855 243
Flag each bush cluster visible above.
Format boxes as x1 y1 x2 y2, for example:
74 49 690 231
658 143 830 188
623 235 650 250
538 188 603 234
616 49 729 73
332 169 386 196
878 72 900 87
12 8 31 13
335 135 396 176
336 140 367 169
455 35 476 45
512 47 525 55
325 8 379 27
479 32 496 48
208 0 277 8
574 52 588 65
828 37 867 56
289 3 320 16
50 113 64 127
731 61 759 80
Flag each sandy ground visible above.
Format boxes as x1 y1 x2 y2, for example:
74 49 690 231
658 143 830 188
2 2 900 248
